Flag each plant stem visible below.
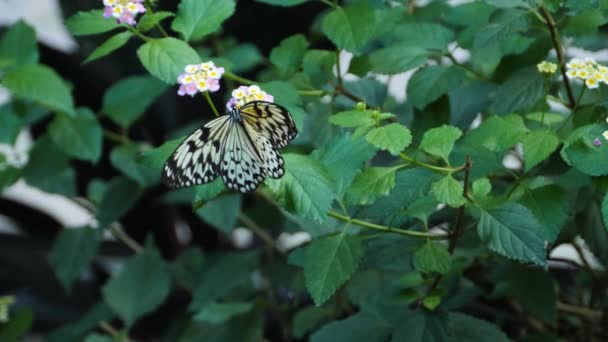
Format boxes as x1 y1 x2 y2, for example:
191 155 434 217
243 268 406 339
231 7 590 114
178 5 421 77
224 71 255 85
203 92 220 117
98 321 130 342
557 301 603 321
110 224 144 253
558 86 586 131
238 213 276 252
298 90 326 97
125 24 151 42
143 0 169 37
538 5 575 108
399 153 465 173
327 211 449 240
103 130 131 144
318 0 336 7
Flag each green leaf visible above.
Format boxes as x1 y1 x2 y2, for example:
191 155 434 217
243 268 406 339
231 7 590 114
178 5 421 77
329 110 375 128
255 0 309 5
194 302 254 323
369 46 428 75
171 248 205 289
266 154 335 223
414 241 452 275
345 166 397 205
390 309 449 342
0 107 23 144
525 112 565 125
292 306 332 338
473 10 529 49
137 11 174 33
303 50 336 87
420 125 463 162
508 266 556 324
448 313 510 342
102 75 168 127
521 129 559 172
193 178 226 208
102 246 170 327
48 108 102 163
478 203 546 266
140 137 182 169
422 295 442 311
405 195 438 225
311 312 391 342
365 123 412 155
2 64 75 116
49 228 100 292
311 134 377 197
489 67 545 115
97 176 142 229
83 32 133 64
110 144 159 186
472 178 492 198
223 43 263 73
46 302 114 342
137 38 200 84
196 194 241 233
432 175 465 207
407 66 465 109
464 115 528 152
0 167 21 192
561 124 608 176
304 233 364 306
270 34 309 77
321 4 377 55
65 10 121 36
22 136 75 196
0 20 38 68
521 185 568 243
391 22 455 51
171 0 236 41
449 81 497 129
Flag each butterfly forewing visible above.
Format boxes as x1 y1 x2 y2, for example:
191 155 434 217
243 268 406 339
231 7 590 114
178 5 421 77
163 115 230 188
239 101 298 149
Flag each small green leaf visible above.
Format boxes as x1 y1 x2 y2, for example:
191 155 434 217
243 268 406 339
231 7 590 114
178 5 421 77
110 144 159 186
420 125 463 162
171 0 236 41
270 34 309 77
522 129 559 172
0 20 38 68
196 194 241 233
102 246 170 327
422 295 442 311
472 178 492 198
345 166 397 205
489 67 545 115
140 137 182 170
304 232 364 306
561 124 608 176
432 175 465 207
48 108 102 163
2 64 75 116
194 302 254 323
365 123 412 155
83 32 133 64
407 66 465 109
414 240 452 274
448 312 510 342
97 176 142 229
329 110 375 128
22 136 76 196
137 38 200 84
137 11 174 33
463 115 528 152
102 76 168 127
49 228 100 292
65 10 120 36
266 154 336 223
369 46 428 75
321 4 376 55
478 203 546 266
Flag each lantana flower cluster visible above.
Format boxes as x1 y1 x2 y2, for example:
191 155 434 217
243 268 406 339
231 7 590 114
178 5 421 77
566 57 608 89
177 61 225 97
537 61 558 74
103 0 146 26
226 85 274 111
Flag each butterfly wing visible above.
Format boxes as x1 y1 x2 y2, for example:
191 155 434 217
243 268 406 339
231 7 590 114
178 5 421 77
220 120 268 193
163 115 230 189
239 101 298 149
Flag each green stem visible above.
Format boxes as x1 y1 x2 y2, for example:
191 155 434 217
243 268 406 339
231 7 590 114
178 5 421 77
103 130 130 144
143 1 169 37
224 71 255 85
327 211 448 240
125 24 151 42
204 92 220 117
399 153 464 173
558 86 586 131
298 90 326 96
239 213 276 252
318 0 337 7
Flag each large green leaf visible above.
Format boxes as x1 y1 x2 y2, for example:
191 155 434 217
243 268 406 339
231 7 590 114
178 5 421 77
420 125 463 162
83 32 133 64
311 312 391 342
0 20 38 69
521 185 568 243
110 144 159 186
270 34 309 77
140 137 182 170
102 75 168 128
49 228 100 292
473 10 529 49
463 115 528 152
137 38 200 84
448 313 510 342
0 107 23 144
196 194 241 233
561 124 608 176
48 108 102 163
102 246 171 327
489 67 545 115
521 129 559 172
2 64 75 116
477 203 546 266
22 136 76 196
345 166 398 205
171 0 236 41
407 66 465 109
266 154 336 223
65 10 120 36
365 123 412 155
321 3 377 55
97 176 142 229
369 46 428 75
304 232 364 306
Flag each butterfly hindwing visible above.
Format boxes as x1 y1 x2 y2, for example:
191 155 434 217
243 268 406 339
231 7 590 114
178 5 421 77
163 115 230 188
239 101 298 149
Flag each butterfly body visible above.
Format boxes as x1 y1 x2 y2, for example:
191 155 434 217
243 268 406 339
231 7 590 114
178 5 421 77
163 101 297 193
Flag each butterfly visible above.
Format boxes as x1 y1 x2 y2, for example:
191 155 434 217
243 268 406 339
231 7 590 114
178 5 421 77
162 101 298 193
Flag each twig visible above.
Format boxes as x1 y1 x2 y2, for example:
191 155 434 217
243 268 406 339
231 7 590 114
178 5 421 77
334 84 364 103
557 301 603 321
238 213 276 252
400 153 466 173
538 5 575 108
109 224 144 253
98 321 130 342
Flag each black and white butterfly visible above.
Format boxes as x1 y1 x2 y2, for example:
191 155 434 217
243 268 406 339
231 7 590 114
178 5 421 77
162 101 297 193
